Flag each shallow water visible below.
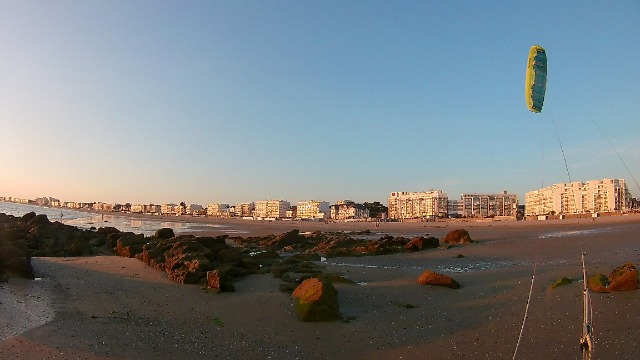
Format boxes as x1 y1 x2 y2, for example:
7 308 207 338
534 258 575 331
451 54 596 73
0 202 241 236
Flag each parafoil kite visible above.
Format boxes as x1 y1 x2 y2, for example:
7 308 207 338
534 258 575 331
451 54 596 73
525 45 547 113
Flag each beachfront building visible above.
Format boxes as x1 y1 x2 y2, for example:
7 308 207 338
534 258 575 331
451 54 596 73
234 202 255 217
451 192 519 218
525 178 630 216
388 190 448 220
286 206 297 219
254 200 290 219
297 200 330 220
330 200 370 220
207 203 230 217
131 204 144 213
186 204 204 216
161 203 178 216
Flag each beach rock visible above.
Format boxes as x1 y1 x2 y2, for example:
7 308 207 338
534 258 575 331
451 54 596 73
442 229 473 244
266 229 306 250
0 240 34 279
292 277 341 322
115 234 147 258
405 236 440 251
417 270 460 289
20 212 37 223
608 263 638 291
28 214 50 227
589 262 638 293
206 266 236 293
163 240 214 284
587 274 609 293
154 228 175 239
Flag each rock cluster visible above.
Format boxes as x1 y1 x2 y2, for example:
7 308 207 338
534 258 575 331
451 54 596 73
0 212 117 280
588 262 638 293
235 229 445 257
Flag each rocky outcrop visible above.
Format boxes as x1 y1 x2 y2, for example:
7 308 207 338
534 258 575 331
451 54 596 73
588 262 638 293
292 277 341 322
442 229 473 244
417 269 461 289
236 229 445 258
1 212 120 279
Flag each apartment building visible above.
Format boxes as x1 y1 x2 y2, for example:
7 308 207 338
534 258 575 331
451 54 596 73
207 203 230 217
525 178 630 216
254 200 290 219
160 203 178 216
234 202 255 217
388 190 448 220
330 200 370 220
297 200 330 220
449 192 518 218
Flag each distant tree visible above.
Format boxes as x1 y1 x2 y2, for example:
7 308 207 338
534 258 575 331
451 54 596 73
363 201 388 219
180 201 186 208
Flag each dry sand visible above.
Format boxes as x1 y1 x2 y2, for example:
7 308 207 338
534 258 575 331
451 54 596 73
2 215 640 359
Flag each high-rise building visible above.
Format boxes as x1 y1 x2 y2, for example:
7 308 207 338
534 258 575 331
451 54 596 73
388 190 448 220
525 178 630 216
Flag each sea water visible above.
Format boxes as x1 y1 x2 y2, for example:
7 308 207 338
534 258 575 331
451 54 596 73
0 201 232 236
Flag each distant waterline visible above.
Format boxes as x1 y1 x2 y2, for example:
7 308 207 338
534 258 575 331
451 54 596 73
0 202 240 236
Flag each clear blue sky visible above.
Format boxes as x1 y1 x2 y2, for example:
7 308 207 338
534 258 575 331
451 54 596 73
1 1 639 205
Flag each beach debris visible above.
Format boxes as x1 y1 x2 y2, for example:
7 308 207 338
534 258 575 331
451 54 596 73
550 276 573 289
588 262 638 293
292 277 341 322
442 229 473 244
417 269 461 289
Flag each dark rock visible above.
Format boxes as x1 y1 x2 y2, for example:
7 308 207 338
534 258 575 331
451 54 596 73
265 229 306 250
28 214 50 227
154 228 175 239
405 236 440 251
417 269 460 289
20 212 37 223
115 234 147 258
292 277 341 322
442 229 473 244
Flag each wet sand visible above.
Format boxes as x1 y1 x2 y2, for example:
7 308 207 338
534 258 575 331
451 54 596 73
2 215 640 359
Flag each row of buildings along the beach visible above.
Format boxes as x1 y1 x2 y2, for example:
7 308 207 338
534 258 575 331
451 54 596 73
2 178 634 221
387 190 519 220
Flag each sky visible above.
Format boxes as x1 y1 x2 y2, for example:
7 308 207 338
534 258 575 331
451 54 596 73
1 1 639 206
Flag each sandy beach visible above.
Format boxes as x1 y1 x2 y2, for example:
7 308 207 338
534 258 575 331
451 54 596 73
2 214 640 359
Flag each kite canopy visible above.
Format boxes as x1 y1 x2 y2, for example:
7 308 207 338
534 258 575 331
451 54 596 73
525 45 547 113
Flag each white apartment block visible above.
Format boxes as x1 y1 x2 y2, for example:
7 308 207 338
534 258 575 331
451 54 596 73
207 203 230 217
330 200 370 220
297 200 330 220
452 192 518 218
131 204 144 213
254 200 290 219
388 190 448 220
525 178 630 216
161 203 178 216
